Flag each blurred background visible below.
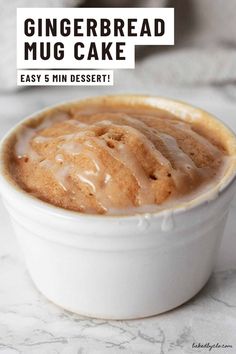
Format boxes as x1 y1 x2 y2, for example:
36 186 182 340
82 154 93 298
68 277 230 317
0 0 236 133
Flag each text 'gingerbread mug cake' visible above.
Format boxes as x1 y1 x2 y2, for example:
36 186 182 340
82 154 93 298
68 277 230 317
0 95 236 319
3 96 234 215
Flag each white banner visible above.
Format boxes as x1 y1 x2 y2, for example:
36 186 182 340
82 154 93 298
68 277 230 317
17 8 174 70
17 70 114 86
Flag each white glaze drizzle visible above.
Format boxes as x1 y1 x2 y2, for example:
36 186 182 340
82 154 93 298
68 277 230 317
14 110 228 214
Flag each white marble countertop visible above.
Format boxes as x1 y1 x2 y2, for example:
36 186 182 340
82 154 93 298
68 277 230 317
0 83 236 354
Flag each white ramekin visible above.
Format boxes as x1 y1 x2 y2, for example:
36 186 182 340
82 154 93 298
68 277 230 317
0 95 236 320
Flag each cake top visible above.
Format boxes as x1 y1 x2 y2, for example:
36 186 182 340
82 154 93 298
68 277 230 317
9 101 228 215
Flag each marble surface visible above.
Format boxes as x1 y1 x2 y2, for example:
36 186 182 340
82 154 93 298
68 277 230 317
0 83 236 354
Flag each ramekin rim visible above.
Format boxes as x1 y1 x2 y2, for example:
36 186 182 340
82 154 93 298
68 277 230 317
0 94 236 222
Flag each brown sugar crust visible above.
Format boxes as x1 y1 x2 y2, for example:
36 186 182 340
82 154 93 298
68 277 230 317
10 104 227 214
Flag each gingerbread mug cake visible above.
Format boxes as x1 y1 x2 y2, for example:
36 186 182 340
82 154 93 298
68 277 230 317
0 95 236 319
